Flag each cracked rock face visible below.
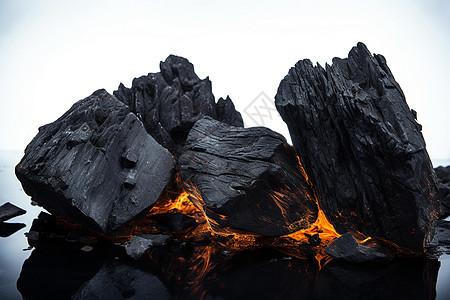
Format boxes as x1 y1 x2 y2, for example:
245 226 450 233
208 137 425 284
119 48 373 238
179 117 318 237
114 55 243 156
15 90 175 234
275 42 439 251
435 166 450 219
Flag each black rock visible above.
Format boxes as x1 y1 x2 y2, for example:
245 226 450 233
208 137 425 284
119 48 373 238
0 222 26 237
325 232 395 264
125 234 169 260
435 166 450 218
0 202 26 221
275 42 439 251
179 117 318 236
435 166 450 184
16 89 175 234
113 55 243 155
429 220 450 246
216 96 244 127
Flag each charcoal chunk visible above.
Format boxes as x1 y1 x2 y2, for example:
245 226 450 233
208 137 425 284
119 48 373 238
125 234 169 260
16 90 175 234
179 117 318 236
0 202 26 221
113 55 243 155
435 166 450 218
275 42 439 251
325 233 395 264
216 96 244 127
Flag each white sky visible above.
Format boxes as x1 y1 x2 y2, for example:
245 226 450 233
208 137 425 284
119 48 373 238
0 0 449 160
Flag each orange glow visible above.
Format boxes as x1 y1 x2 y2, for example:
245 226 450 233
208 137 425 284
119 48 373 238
359 236 372 244
136 167 341 268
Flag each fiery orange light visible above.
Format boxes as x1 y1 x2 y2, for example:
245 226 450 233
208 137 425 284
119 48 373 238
141 168 341 269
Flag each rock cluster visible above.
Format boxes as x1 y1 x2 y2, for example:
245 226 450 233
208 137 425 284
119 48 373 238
0 202 26 237
16 45 442 260
113 55 243 155
435 166 450 218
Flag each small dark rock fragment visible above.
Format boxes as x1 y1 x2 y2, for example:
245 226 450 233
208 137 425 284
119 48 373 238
429 220 450 246
215 96 244 127
307 233 321 247
125 234 169 260
435 166 450 219
0 202 26 221
325 232 395 264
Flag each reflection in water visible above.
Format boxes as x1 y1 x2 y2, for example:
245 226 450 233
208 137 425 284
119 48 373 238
3 151 449 300
17 240 441 300
17 244 104 300
0 223 25 237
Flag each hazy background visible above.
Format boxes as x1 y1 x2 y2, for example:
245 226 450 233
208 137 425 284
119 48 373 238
1 0 449 162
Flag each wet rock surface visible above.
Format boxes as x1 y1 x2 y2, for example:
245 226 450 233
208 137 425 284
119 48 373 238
275 42 439 251
435 166 450 218
0 202 26 221
325 232 395 264
15 90 175 235
125 234 169 260
113 55 243 155
179 117 318 236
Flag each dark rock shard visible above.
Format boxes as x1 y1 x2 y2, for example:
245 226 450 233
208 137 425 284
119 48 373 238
125 234 169 260
72 260 170 300
0 202 26 221
113 55 243 155
16 89 175 235
179 117 318 236
275 42 439 251
216 96 244 127
429 220 450 247
0 222 26 237
435 166 450 219
325 232 395 264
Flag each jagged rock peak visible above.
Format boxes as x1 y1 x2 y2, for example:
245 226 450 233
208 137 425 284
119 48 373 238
275 42 439 252
113 55 244 155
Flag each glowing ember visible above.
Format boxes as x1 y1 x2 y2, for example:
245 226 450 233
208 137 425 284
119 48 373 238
138 168 341 268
